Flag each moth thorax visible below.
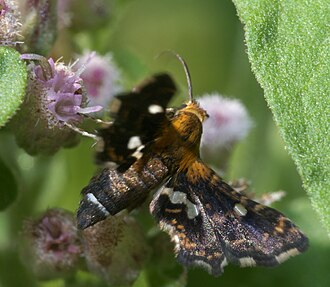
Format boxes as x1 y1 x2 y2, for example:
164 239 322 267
173 110 204 147
182 102 208 147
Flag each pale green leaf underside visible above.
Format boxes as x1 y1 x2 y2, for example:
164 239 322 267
232 0 330 235
0 47 27 127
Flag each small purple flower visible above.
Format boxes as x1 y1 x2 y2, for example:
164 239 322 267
76 51 122 108
11 54 102 155
30 56 103 124
21 209 82 279
48 93 83 122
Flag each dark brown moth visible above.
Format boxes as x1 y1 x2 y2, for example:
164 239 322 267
77 61 308 276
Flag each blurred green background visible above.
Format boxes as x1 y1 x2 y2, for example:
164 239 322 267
0 0 328 286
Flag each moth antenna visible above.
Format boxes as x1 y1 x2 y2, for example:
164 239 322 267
156 50 194 102
172 52 193 102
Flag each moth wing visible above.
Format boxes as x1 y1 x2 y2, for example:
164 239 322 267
150 161 308 276
97 73 176 171
150 176 227 276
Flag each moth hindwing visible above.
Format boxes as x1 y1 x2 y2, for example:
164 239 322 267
150 161 308 276
77 72 308 276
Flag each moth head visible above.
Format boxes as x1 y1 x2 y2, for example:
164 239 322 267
168 52 210 145
161 51 209 145
182 100 209 123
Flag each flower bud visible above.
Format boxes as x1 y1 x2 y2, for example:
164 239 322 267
57 0 72 30
70 0 111 31
0 0 23 44
20 0 57 54
20 208 82 279
81 214 149 286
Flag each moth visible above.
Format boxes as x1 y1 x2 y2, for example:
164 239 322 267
77 60 308 276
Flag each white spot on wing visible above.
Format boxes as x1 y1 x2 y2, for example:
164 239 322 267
148 104 164 114
169 191 199 219
173 235 180 244
86 193 109 216
234 203 247 216
103 161 118 168
170 191 187 204
275 248 300 263
159 221 175 233
127 136 142 149
186 201 199 219
193 260 213 274
159 221 180 252
157 187 200 219
161 187 174 196
131 144 145 159
132 150 143 159
239 257 256 267
221 257 228 269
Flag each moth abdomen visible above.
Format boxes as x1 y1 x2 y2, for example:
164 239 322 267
77 157 169 229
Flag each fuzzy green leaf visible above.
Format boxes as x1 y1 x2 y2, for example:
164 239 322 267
0 47 27 127
232 0 330 234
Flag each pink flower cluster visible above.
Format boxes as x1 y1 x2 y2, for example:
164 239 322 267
199 93 253 151
77 51 122 108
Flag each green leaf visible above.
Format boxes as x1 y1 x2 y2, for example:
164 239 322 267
0 158 18 210
232 0 330 235
0 47 27 127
